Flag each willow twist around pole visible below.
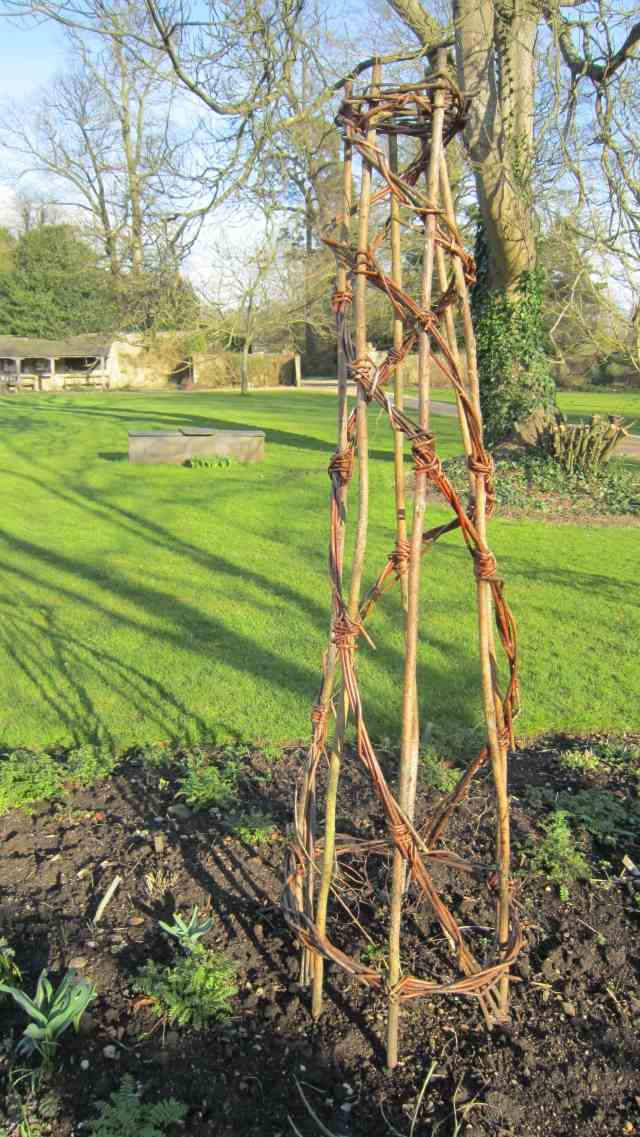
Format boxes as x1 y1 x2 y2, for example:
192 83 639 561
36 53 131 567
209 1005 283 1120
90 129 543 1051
283 61 523 1067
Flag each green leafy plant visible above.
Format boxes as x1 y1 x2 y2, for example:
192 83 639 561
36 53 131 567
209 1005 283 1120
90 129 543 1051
419 747 459 794
471 260 556 446
137 742 174 768
0 969 97 1063
134 946 237 1029
360 943 386 967
442 452 639 518
1 1065 60 1137
176 749 239 811
159 907 213 952
65 744 117 787
0 750 65 816
88 1075 187 1137
185 455 231 469
0 936 21 988
530 810 590 900
0 745 119 816
559 748 601 773
591 737 640 772
555 789 640 848
228 810 276 845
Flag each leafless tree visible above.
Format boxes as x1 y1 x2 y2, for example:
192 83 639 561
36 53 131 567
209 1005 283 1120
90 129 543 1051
1 10 201 276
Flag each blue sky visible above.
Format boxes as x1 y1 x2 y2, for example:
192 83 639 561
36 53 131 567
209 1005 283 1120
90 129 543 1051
0 17 65 98
0 19 66 224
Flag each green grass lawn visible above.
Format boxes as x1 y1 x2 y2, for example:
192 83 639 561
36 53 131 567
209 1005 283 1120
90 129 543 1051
427 385 640 425
0 389 637 753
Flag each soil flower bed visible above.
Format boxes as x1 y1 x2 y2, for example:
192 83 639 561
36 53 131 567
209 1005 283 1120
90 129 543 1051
0 735 638 1136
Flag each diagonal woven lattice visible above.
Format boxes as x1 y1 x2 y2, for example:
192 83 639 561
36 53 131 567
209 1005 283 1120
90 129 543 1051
283 69 523 1020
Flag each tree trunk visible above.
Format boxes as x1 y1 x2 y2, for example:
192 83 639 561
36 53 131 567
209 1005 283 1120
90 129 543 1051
390 0 556 443
241 339 251 395
114 36 145 275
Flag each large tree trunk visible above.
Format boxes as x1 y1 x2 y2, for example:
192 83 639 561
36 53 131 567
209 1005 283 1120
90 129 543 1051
453 0 536 292
389 0 556 443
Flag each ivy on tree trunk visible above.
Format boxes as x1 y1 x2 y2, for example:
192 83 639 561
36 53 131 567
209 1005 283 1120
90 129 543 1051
472 233 556 446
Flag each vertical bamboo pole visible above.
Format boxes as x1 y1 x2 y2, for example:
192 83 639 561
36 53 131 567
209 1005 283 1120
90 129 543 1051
386 55 448 1070
348 60 380 615
389 132 408 613
435 243 473 469
311 85 354 1018
439 154 511 1018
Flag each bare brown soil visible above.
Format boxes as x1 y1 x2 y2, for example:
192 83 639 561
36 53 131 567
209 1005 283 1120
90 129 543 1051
0 736 639 1136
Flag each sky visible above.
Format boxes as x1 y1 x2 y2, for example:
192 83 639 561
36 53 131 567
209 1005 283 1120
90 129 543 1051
0 13 265 284
0 17 63 98
0 16 65 225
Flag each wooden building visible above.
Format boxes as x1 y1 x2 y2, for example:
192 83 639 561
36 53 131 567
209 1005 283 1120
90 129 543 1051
0 335 114 391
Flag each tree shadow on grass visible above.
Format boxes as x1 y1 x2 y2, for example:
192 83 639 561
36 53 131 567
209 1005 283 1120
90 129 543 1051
0 527 323 750
1 393 400 464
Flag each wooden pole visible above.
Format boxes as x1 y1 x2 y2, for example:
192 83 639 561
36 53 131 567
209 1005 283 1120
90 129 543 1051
348 60 380 615
439 153 511 1018
389 132 408 612
386 53 448 1069
311 81 354 1018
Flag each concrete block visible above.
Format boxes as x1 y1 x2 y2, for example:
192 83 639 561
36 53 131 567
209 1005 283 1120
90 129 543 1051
206 430 265 463
127 428 265 464
128 430 188 465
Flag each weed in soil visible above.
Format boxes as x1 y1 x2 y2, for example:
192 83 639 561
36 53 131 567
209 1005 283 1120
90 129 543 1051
418 747 461 794
176 748 241 811
529 810 591 899
227 811 276 846
87 1075 187 1137
134 945 237 1029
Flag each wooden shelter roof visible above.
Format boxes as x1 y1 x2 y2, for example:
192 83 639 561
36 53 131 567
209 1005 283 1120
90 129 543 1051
0 334 114 359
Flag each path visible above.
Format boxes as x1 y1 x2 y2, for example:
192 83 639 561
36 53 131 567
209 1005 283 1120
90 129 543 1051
302 380 639 459
301 379 456 419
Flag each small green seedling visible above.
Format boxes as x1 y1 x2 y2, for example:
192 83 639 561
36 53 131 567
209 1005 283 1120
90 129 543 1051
530 810 590 901
559 748 601 773
134 948 237 1029
0 969 97 1063
159 906 213 952
229 811 276 846
0 936 21 989
88 1075 187 1137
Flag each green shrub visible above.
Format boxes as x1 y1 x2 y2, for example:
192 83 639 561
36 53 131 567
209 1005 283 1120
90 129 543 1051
134 945 237 1029
66 744 118 787
419 747 459 794
530 810 590 900
0 745 120 816
556 789 640 848
185 455 231 470
559 748 601 773
88 1075 187 1137
442 452 639 516
228 810 276 845
137 742 174 769
591 737 640 772
0 750 64 815
176 749 239 811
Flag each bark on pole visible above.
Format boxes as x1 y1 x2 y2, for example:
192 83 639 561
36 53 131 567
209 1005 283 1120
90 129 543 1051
439 152 512 1018
349 61 381 615
386 52 447 1071
310 83 354 1017
389 132 409 612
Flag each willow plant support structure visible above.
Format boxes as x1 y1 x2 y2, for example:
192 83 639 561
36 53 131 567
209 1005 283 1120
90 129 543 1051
283 60 522 1068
